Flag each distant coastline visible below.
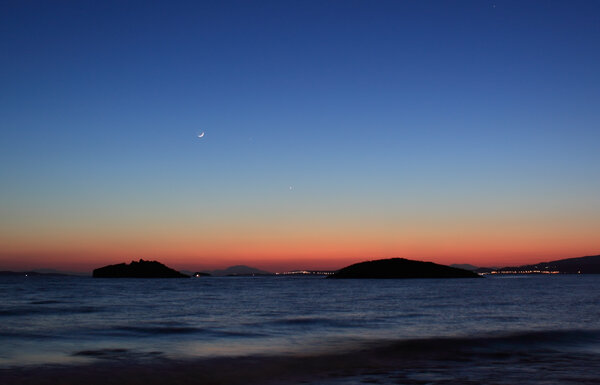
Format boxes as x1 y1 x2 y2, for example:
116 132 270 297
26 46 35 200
3 254 600 278
475 254 600 275
0 271 74 277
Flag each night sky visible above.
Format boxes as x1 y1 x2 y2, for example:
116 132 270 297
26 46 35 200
1 0 599 272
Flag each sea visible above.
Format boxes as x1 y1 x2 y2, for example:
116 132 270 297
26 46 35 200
1 274 600 384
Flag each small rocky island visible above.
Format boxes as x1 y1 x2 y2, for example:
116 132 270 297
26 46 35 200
328 258 481 279
93 259 189 278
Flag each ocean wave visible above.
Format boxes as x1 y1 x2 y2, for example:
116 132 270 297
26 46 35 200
4 329 600 385
106 325 265 338
259 316 360 329
0 306 100 317
29 300 63 305
208 329 267 338
0 331 55 340
112 325 204 335
411 328 600 351
72 348 163 361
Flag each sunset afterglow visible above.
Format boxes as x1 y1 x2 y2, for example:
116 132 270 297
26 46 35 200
1 1 599 273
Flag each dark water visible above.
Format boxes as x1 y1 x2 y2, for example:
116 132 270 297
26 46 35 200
1 275 600 384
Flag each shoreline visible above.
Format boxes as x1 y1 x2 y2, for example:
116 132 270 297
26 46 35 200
3 330 600 385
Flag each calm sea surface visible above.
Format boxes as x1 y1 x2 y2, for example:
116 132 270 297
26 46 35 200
1 275 600 384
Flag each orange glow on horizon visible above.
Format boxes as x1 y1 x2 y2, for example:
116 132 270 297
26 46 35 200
1 238 598 274
2 208 599 273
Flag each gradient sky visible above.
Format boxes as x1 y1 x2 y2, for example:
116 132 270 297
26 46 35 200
1 0 599 273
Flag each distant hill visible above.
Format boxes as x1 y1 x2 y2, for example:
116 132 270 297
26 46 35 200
210 265 273 277
476 255 600 274
93 259 189 278
328 258 480 279
450 264 479 271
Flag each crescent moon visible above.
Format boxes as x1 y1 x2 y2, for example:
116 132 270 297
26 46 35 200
198 132 205 138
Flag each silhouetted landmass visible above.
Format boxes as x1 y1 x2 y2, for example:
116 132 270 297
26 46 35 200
93 259 189 278
450 264 479 271
0 271 72 277
328 258 481 279
210 265 273 277
476 255 600 274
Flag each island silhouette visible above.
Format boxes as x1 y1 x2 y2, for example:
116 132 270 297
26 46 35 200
93 259 189 278
328 258 480 279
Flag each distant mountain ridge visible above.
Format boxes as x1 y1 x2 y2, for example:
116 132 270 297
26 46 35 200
450 264 479 271
209 265 273 276
477 255 600 274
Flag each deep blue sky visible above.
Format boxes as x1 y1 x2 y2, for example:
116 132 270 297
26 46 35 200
1 1 599 271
